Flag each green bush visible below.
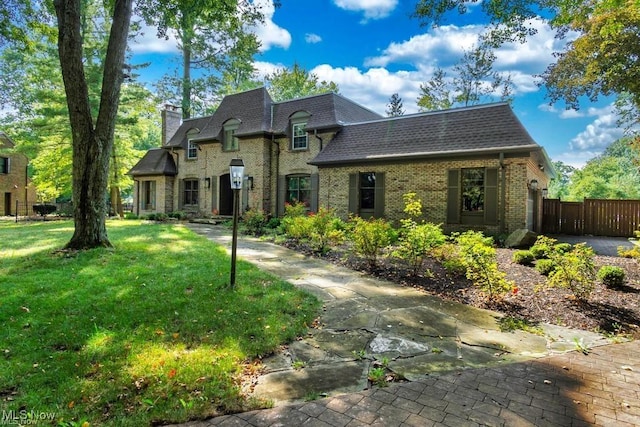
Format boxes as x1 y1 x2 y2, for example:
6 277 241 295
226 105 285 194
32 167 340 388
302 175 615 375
597 266 626 288
350 216 394 268
530 235 558 259
455 230 514 300
168 211 188 220
535 259 556 276
124 212 138 220
555 242 573 254
618 245 640 260
433 242 466 275
283 206 345 254
512 250 535 266
241 209 268 236
394 222 446 275
33 204 57 216
547 243 596 300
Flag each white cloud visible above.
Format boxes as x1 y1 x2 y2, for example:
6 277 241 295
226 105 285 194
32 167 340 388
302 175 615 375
569 105 624 151
249 0 291 52
130 18 179 54
253 61 285 79
311 64 422 114
333 0 398 22
305 33 322 44
552 150 602 169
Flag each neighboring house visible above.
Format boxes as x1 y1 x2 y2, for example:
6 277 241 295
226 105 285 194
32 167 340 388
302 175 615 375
0 132 36 216
130 87 554 234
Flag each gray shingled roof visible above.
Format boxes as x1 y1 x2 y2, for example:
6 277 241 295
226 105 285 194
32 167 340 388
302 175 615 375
271 92 381 133
128 148 177 176
310 103 545 166
165 88 383 148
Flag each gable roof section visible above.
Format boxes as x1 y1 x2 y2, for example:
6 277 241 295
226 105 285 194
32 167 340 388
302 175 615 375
0 132 16 150
128 148 177 176
310 103 544 166
271 92 382 133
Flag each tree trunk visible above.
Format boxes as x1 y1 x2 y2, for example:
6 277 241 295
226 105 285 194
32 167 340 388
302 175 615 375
54 0 133 249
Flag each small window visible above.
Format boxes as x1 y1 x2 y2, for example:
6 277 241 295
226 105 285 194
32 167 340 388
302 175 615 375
286 175 311 207
223 119 240 152
187 141 198 159
0 157 9 174
461 168 485 212
184 179 199 206
292 122 307 150
142 180 156 210
359 172 376 210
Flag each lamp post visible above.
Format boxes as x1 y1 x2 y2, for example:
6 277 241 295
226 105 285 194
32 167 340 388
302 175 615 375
229 158 245 288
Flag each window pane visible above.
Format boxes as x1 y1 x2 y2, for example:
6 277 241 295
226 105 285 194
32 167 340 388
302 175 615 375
292 123 307 149
462 168 484 212
299 176 310 189
360 189 375 209
360 172 375 188
287 177 299 190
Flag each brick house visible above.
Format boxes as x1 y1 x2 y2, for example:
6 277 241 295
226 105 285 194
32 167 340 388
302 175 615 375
0 132 35 216
130 87 554 233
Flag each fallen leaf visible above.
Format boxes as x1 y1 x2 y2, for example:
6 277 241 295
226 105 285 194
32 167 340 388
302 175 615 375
168 369 177 379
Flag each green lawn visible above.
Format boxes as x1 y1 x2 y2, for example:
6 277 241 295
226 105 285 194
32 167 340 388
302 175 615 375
0 220 320 426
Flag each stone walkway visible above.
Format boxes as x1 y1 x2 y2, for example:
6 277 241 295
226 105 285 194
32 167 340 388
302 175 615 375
174 223 640 426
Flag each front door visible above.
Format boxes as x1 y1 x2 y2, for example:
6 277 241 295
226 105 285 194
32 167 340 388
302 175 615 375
219 174 233 216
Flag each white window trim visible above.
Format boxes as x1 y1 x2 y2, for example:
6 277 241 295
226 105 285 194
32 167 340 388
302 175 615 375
187 140 198 159
292 122 308 150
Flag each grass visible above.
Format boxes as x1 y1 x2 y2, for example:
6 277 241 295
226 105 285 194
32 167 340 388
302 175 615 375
0 220 320 426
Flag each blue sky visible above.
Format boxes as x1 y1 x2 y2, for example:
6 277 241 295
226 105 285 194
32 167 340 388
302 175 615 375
130 0 625 168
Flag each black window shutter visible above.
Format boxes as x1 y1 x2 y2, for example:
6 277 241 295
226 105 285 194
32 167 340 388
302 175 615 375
374 172 385 218
310 173 319 213
348 173 358 215
484 168 498 224
211 175 218 213
277 175 286 217
178 179 184 210
447 169 460 224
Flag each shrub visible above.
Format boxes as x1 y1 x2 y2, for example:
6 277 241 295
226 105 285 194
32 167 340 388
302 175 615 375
555 242 573 254
241 209 268 236
455 231 514 300
350 216 394 268
547 243 596 300
512 250 535 266
168 211 187 220
433 242 466 275
155 212 169 222
618 245 640 260
283 206 345 254
530 235 558 259
597 266 626 289
535 259 556 276
394 222 446 275
124 212 138 220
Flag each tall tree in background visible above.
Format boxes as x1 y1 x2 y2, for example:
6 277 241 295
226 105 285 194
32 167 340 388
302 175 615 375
417 44 513 111
547 160 575 199
266 63 339 102
413 0 640 128
386 93 405 117
137 0 263 118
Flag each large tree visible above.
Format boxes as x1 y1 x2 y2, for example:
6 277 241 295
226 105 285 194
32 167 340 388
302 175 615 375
417 44 513 111
137 0 263 118
51 0 133 249
413 0 640 125
266 63 339 102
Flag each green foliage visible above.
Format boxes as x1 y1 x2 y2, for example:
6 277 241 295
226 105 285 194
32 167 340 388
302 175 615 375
530 235 559 259
349 216 395 268
512 250 534 266
168 211 188 220
282 205 345 254
32 204 57 216
433 242 466 275
266 63 340 102
241 209 268 236
618 245 640 260
395 222 446 275
386 93 405 117
547 243 596 300
498 316 543 335
597 266 626 288
454 231 514 300
0 221 319 425
535 259 557 276
394 193 446 275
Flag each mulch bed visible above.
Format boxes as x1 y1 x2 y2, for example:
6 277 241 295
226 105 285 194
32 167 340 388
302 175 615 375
283 241 640 339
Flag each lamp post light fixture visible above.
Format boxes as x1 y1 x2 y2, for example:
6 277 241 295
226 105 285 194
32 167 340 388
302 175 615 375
229 158 245 288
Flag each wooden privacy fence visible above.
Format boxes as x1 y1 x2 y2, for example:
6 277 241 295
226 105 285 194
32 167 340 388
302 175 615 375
542 198 640 237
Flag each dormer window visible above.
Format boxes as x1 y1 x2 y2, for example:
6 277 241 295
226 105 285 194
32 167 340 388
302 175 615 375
290 111 310 151
187 141 198 159
186 128 199 160
223 119 240 152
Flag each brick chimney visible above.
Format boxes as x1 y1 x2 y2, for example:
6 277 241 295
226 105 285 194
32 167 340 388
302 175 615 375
161 104 181 146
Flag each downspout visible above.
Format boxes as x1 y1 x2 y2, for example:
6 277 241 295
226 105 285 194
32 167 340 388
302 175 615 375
134 179 140 217
314 129 323 151
499 152 506 234
272 134 280 216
